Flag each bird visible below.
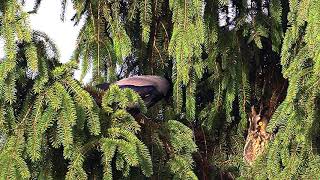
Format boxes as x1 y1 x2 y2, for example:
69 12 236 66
243 105 271 165
86 75 171 111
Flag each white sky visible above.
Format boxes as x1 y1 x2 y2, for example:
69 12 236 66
25 0 82 63
1 0 84 80
0 40 4 59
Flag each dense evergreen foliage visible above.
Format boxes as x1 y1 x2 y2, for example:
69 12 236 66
0 0 319 179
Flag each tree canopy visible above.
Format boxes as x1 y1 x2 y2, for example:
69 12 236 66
0 0 320 179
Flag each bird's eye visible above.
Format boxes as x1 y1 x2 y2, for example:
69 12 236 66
258 121 263 126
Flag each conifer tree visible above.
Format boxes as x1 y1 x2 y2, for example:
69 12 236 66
0 0 320 179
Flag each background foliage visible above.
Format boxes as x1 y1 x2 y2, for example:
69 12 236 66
0 0 319 179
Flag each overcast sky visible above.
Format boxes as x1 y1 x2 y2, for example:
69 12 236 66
25 0 83 63
1 0 84 79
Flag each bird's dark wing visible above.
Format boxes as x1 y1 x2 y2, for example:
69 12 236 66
117 85 163 107
96 83 110 91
